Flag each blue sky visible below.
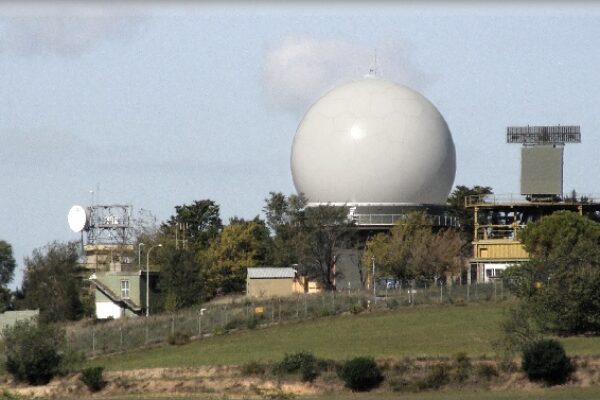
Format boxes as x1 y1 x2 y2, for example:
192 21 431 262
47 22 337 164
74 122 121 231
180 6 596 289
2 2 600 287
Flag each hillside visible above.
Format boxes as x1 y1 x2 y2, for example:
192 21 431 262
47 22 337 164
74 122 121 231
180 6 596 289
89 301 600 371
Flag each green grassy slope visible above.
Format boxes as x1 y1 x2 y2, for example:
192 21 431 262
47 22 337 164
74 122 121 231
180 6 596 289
91 301 600 371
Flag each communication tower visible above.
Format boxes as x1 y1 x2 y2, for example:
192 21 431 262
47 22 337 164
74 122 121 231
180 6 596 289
68 204 135 272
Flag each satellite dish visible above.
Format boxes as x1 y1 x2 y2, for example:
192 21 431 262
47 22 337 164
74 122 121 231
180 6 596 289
68 205 88 232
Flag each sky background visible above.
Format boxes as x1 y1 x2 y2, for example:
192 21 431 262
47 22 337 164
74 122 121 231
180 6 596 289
2 1 600 287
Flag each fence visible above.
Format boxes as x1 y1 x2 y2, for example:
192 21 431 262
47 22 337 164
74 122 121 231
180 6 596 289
63 281 509 358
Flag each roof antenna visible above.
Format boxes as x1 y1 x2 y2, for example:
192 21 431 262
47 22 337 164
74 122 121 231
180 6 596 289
365 49 380 79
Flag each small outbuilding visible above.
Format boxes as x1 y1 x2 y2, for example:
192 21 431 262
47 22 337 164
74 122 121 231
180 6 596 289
246 267 305 298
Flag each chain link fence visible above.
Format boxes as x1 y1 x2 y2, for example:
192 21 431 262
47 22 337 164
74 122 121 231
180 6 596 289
63 281 508 358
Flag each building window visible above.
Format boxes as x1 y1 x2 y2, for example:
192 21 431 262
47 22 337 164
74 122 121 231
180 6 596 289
121 280 130 299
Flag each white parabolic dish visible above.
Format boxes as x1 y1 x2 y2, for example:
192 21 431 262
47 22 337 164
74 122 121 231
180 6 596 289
291 79 456 205
68 205 88 232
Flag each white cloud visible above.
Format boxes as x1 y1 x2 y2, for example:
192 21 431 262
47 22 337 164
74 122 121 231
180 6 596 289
0 6 145 56
262 35 429 115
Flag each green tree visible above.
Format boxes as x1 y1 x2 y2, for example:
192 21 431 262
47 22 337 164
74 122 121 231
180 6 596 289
204 217 272 294
161 199 223 250
159 249 206 310
0 240 16 312
504 211 600 335
363 212 466 284
263 192 356 290
0 240 16 287
447 185 493 242
264 192 309 269
3 319 68 385
21 241 83 323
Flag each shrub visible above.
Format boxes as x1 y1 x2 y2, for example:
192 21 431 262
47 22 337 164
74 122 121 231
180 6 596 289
241 361 266 376
416 363 450 391
273 351 321 382
452 352 472 383
475 363 499 381
277 351 316 373
337 357 384 392
246 315 258 329
3 319 71 385
521 339 573 385
167 331 190 346
80 367 105 392
300 360 319 382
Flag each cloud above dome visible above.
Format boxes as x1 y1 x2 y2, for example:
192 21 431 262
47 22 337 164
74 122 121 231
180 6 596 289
262 34 430 115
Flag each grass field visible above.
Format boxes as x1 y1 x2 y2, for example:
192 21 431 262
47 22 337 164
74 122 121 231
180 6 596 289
90 301 600 371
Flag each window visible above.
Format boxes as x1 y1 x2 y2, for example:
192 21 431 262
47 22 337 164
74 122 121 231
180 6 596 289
121 280 130 299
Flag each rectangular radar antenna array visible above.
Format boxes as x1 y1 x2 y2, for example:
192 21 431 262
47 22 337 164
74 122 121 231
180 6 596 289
507 125 581 145
507 125 581 198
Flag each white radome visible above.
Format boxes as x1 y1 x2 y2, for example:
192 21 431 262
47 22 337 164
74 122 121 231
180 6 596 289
291 78 456 205
68 205 88 233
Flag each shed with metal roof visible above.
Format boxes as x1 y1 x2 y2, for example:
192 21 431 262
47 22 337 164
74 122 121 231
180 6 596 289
246 267 303 298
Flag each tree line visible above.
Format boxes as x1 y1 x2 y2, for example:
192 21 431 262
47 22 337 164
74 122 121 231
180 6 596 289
0 185 490 323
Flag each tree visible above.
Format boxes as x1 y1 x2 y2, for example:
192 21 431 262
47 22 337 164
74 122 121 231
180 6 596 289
447 185 493 242
0 240 16 287
21 241 83 323
362 212 467 284
263 192 356 290
204 217 272 294
264 192 309 269
3 319 67 385
0 240 14 312
520 210 600 263
159 249 206 311
301 205 356 290
161 200 223 250
504 211 600 335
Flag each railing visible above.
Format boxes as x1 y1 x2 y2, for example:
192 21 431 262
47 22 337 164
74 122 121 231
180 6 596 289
465 193 600 208
354 214 459 227
475 225 523 241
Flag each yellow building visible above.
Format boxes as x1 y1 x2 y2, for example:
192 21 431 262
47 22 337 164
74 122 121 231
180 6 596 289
246 267 317 298
466 193 600 282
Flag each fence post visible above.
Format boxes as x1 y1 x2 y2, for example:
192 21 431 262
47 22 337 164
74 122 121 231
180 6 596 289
332 291 336 313
304 293 307 318
171 315 175 335
494 280 497 302
92 329 96 355
120 326 123 349
145 320 149 345
467 282 470 302
271 302 274 324
278 298 282 322
440 282 443 304
198 312 202 337
296 295 299 319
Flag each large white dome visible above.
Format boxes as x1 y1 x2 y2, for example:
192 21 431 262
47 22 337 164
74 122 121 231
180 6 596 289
291 78 456 205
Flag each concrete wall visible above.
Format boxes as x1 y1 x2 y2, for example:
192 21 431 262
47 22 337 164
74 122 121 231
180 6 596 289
94 272 142 306
247 278 295 298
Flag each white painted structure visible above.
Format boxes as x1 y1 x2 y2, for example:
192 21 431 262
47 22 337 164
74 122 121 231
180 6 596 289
95 301 123 319
291 78 456 205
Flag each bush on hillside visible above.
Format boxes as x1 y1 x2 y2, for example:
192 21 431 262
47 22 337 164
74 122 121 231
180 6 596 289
167 331 190 346
521 339 573 385
416 363 450 390
3 319 69 385
274 351 321 382
337 357 384 392
80 367 106 392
